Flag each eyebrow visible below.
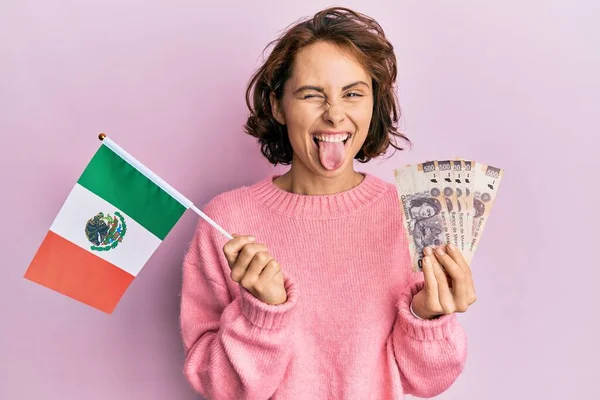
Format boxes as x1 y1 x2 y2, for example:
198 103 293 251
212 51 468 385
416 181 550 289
293 81 370 95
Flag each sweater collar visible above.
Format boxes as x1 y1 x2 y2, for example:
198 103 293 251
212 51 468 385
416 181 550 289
248 172 390 219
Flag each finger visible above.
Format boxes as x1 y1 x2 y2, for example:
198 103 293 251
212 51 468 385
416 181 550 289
239 251 273 289
436 250 469 310
445 245 477 306
235 243 269 271
222 234 256 266
433 246 465 284
445 243 470 274
422 256 438 294
429 246 452 288
259 259 283 282
438 245 474 308
422 256 443 313
430 253 455 314
255 260 285 305
230 243 268 282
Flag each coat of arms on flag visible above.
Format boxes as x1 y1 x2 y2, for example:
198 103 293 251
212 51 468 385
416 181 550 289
24 133 232 314
86 211 127 250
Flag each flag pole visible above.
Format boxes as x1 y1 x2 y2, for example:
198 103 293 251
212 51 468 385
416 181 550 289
98 133 233 240
189 205 233 239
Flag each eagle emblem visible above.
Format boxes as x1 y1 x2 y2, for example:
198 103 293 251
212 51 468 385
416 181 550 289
85 211 127 251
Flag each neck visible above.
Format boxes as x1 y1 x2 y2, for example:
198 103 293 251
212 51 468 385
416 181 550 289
274 161 364 195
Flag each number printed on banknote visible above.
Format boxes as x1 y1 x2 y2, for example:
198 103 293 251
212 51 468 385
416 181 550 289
469 163 504 258
437 160 459 248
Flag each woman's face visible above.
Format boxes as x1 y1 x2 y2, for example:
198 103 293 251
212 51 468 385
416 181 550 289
418 204 436 218
271 41 374 177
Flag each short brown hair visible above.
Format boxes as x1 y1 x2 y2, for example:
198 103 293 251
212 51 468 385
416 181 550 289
243 6 410 166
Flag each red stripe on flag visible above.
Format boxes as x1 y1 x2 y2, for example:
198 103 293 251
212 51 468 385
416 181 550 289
24 231 135 314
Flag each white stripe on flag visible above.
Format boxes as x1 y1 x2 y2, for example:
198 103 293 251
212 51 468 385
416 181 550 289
49 184 162 276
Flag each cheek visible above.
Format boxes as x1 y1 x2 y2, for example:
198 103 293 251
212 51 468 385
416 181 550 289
285 107 319 136
351 103 374 129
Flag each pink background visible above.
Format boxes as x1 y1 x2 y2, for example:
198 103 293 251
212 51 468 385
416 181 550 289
2 1 598 399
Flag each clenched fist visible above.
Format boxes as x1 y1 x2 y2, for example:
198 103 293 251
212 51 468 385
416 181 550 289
222 234 287 305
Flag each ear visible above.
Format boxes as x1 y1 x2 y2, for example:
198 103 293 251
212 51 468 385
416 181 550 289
270 92 286 125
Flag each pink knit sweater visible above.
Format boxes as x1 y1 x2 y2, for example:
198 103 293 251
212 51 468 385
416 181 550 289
180 173 467 399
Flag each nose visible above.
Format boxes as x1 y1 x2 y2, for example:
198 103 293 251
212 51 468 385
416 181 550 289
323 101 345 125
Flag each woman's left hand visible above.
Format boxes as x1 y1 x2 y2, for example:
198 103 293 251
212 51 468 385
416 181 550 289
411 243 477 320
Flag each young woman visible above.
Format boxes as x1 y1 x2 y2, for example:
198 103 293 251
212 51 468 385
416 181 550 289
180 7 475 399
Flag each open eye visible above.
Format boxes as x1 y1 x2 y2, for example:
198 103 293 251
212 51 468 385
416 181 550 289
345 91 363 98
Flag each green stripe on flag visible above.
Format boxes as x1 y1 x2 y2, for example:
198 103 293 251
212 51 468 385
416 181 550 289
78 144 186 240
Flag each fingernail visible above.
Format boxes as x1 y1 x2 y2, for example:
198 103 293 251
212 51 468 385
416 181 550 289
424 247 433 256
436 247 445 256
248 236 256 242
447 243 455 251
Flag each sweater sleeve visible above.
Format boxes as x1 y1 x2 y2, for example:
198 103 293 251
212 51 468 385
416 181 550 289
180 216 299 400
391 278 468 398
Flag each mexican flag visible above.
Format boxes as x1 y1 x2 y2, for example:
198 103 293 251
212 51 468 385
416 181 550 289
24 136 192 314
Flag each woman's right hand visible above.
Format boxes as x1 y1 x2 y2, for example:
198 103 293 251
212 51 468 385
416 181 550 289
222 234 287 305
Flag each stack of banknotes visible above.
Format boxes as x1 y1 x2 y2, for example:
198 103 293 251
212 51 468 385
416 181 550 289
393 159 504 272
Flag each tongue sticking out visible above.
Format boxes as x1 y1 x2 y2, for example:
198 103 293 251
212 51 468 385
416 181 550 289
318 140 346 171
